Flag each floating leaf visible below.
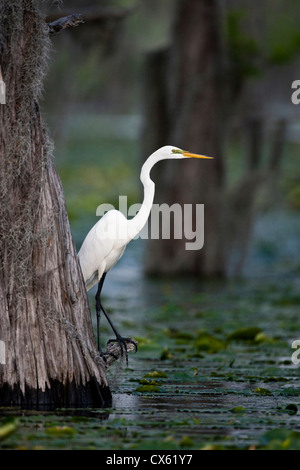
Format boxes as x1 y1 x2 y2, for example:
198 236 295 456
254 332 270 343
145 370 167 378
0 418 18 441
227 327 262 342
138 379 161 386
253 388 272 396
179 436 194 447
160 347 173 360
259 429 300 450
45 426 76 437
230 406 246 413
201 444 225 450
135 385 161 393
194 332 226 354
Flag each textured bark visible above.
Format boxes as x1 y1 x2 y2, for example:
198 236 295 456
0 1 110 408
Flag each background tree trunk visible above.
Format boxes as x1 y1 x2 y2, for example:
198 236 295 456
142 0 282 278
142 0 227 276
0 0 110 408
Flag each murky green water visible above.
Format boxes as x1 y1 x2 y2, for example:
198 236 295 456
1 210 300 449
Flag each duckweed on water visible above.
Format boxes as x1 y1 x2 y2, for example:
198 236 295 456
194 331 226 354
1 242 300 449
135 385 161 393
145 370 168 378
258 429 300 450
230 407 246 414
227 327 262 342
45 426 77 437
0 418 18 441
253 388 273 396
138 379 162 386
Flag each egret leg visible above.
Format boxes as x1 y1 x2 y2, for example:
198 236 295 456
95 273 137 365
95 273 106 353
100 303 137 366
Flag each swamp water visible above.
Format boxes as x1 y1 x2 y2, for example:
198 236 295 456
1 210 300 450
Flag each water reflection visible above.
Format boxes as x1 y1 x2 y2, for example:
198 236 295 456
109 379 233 439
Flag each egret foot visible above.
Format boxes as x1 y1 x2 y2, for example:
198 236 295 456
99 350 118 362
107 336 138 366
95 275 138 365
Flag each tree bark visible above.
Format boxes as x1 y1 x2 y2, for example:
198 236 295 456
0 0 111 408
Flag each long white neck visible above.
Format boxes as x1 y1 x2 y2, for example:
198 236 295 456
127 153 157 240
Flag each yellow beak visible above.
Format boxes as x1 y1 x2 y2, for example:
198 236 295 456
182 151 214 159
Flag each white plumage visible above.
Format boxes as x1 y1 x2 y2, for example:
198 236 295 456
78 145 212 356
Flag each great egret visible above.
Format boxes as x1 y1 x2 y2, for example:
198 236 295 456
78 145 213 361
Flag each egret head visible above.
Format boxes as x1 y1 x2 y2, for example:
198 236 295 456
171 146 213 160
154 145 213 161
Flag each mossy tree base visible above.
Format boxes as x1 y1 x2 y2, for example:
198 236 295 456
0 1 110 408
0 379 112 409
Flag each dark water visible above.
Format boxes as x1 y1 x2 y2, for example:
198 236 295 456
1 209 300 449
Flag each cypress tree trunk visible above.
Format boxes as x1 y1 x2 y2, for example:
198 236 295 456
142 0 275 278
0 0 111 408
143 0 227 277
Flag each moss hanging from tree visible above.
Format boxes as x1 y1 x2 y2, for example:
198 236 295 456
0 0 111 408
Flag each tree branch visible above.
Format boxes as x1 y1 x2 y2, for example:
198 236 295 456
46 7 132 24
48 14 84 35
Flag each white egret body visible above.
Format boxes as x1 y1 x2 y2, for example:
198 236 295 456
78 145 213 358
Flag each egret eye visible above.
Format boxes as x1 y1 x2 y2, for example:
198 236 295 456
171 149 184 155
